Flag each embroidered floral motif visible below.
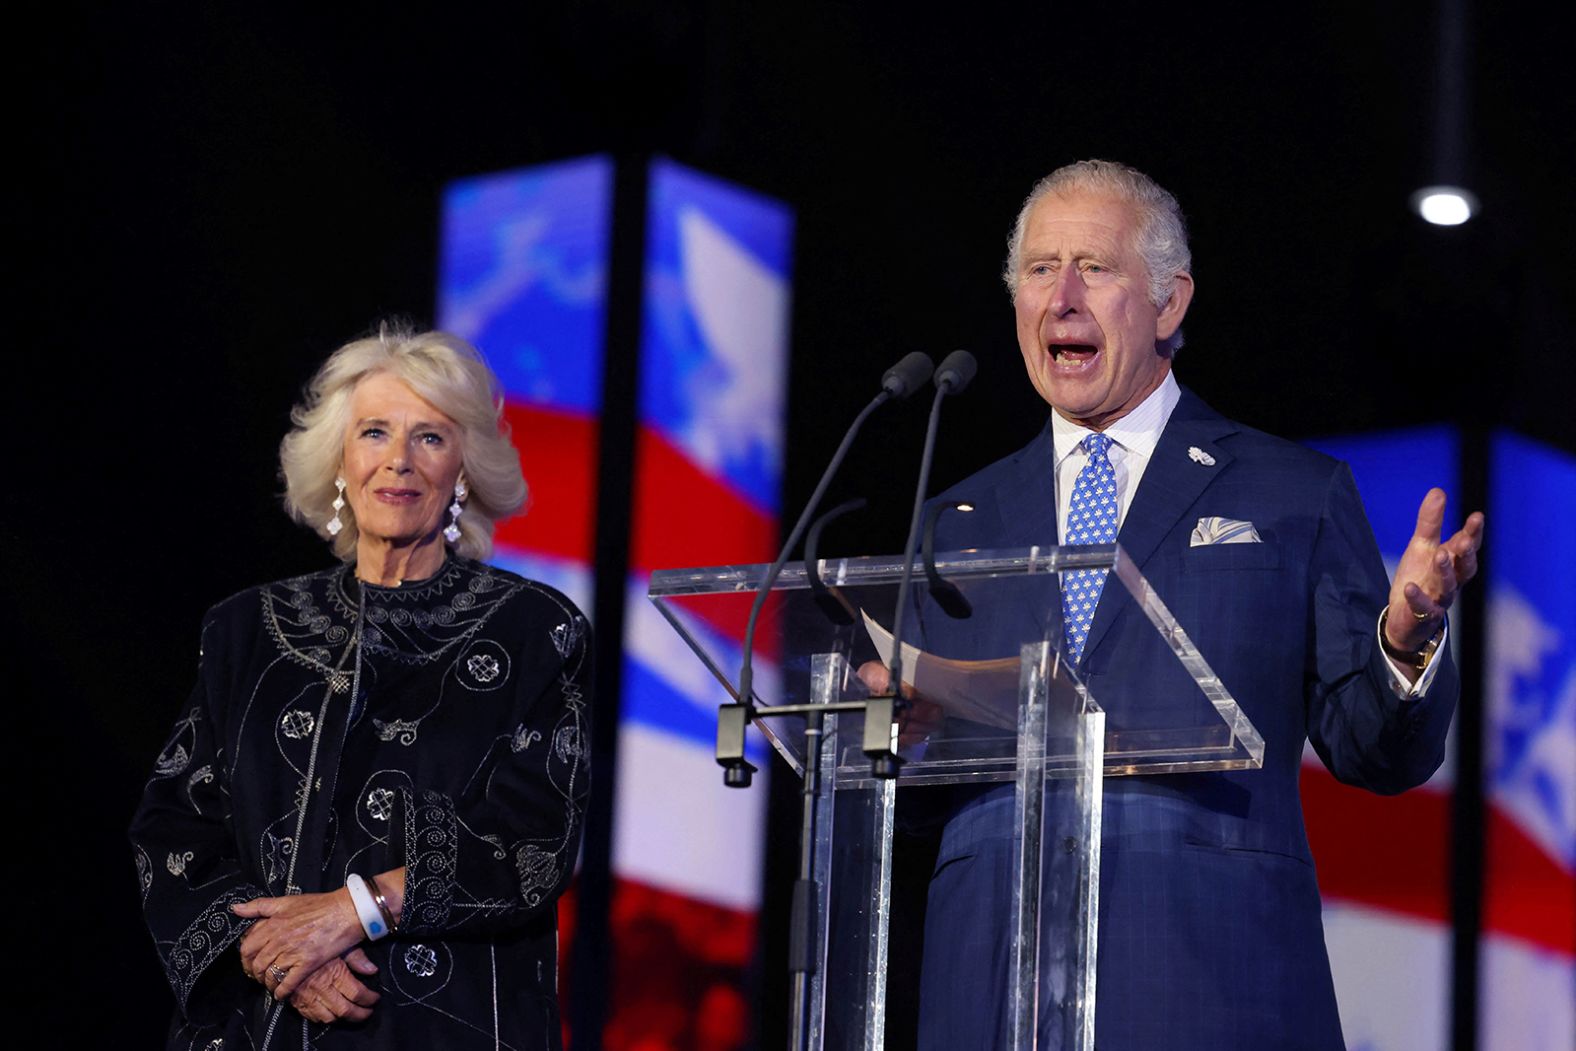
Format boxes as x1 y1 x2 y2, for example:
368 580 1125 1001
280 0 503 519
403 944 438 977
366 787 394 821
466 653 500 682
510 726 542 753
280 709 315 739
167 850 194 876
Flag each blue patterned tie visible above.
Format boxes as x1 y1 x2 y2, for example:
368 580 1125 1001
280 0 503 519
1061 433 1118 663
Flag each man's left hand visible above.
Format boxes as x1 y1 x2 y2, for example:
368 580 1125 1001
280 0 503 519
1385 487 1485 654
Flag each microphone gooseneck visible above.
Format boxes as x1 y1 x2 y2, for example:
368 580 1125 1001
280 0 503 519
883 350 978 740
729 352 935 773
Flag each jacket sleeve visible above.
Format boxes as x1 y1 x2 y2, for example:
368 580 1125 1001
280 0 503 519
383 604 593 937
1304 463 1459 794
128 612 266 1020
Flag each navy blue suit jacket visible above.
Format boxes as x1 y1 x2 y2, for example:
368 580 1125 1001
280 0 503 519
912 388 1457 1050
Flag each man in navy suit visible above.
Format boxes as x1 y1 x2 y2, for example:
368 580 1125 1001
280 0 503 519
903 160 1484 1049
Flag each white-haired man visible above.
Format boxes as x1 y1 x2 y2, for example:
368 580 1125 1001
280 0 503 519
913 159 1483 1049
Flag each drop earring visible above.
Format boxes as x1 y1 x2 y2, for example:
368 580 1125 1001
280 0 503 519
443 479 467 544
327 477 347 536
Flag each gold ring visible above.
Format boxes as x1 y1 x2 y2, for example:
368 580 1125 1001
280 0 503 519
267 963 289 985
1412 608 1431 622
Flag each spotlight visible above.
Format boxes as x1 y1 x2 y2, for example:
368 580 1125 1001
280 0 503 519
1410 186 1478 226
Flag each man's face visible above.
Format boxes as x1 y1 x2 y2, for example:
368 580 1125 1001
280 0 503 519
1012 191 1192 430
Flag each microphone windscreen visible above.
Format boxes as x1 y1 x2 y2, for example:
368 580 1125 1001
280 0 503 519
881 352 935 399
935 349 978 393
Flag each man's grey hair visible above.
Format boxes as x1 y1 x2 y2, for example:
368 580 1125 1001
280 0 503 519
1002 159 1192 354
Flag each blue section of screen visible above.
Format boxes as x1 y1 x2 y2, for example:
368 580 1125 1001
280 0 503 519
437 154 612 413
1307 426 1459 561
1488 432 1576 825
637 158 795 511
620 653 768 761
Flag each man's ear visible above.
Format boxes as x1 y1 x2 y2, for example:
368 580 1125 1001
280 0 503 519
1156 271 1194 340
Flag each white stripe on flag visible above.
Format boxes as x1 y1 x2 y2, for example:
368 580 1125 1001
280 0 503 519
1322 903 1450 1051
1481 932 1576 1051
611 721 767 910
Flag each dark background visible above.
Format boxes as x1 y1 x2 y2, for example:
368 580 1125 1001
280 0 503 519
12 2 1573 1045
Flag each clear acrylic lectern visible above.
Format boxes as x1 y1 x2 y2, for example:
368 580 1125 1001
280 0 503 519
647 545 1264 1051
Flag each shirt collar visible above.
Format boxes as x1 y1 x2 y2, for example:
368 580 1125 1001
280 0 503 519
1050 370 1181 464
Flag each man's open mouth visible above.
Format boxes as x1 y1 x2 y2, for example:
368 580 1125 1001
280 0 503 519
1050 343 1099 360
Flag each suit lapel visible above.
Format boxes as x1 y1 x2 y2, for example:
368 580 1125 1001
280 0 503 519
987 424 1063 641
1078 388 1238 663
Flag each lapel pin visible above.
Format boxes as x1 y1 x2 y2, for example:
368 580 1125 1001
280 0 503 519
1188 446 1216 466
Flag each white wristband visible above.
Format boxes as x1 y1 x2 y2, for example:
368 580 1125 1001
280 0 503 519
346 873 391 940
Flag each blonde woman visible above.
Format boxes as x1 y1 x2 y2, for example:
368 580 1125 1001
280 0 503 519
132 325 590 1049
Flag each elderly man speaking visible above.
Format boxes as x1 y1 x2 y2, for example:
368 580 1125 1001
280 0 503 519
912 160 1484 1049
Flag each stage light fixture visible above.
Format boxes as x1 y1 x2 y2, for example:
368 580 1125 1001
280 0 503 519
1410 186 1478 226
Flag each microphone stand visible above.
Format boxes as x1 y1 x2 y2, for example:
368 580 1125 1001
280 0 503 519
873 350 978 770
712 353 933 1051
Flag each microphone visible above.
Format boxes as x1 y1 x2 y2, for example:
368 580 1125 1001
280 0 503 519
870 350 978 777
934 349 977 394
883 351 936 399
721 352 933 788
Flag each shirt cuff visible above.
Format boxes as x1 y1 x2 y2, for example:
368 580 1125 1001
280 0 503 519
1377 610 1449 699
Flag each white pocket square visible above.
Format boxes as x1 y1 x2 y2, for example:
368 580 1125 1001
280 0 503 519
1190 516 1262 546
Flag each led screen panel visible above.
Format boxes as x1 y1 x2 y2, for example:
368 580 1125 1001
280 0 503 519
438 153 613 615
1480 432 1574 1051
608 158 794 1051
1302 426 1459 1051
437 153 613 1020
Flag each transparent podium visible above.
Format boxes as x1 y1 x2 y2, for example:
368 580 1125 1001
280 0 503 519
648 545 1265 1051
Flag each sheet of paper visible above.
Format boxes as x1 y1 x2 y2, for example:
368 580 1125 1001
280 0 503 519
861 610 1023 729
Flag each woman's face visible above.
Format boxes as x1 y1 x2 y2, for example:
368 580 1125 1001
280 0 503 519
341 372 465 549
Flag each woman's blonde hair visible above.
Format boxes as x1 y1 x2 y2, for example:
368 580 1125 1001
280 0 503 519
280 323 528 561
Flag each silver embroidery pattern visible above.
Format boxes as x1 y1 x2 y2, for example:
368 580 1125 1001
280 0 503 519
154 744 190 778
167 850 194 876
550 620 580 658
261 831 293 886
373 717 421 745
553 724 583 765
280 709 315 739
514 845 560 908
404 944 438 978
510 726 542 753
163 885 260 1010
135 848 153 902
366 787 394 822
152 708 202 779
466 653 500 682
402 789 459 933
